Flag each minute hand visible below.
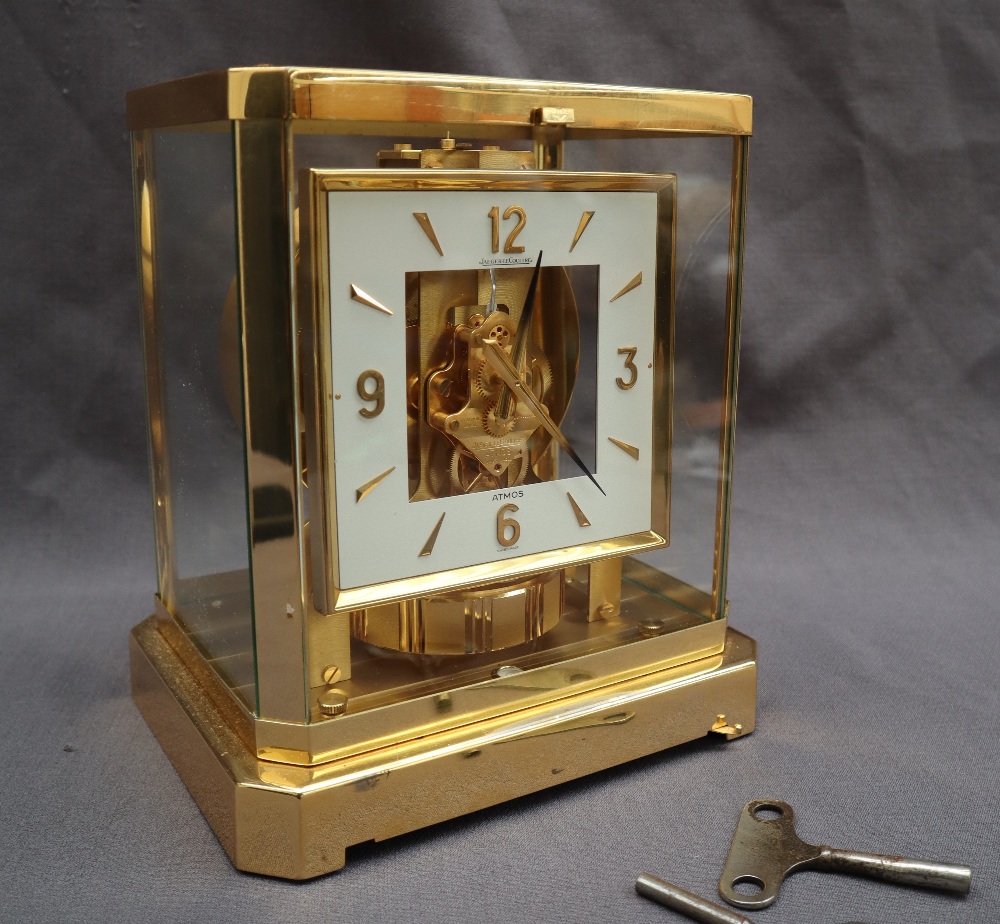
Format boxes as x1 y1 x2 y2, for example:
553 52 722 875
482 338 605 496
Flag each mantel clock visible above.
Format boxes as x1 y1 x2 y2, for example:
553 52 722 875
126 67 755 879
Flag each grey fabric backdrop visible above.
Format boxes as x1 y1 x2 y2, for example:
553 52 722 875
2 3 998 922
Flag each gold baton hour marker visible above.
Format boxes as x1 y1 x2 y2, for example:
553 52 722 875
567 492 591 527
610 271 643 303
350 283 394 316
419 512 446 557
608 437 640 460
356 466 396 502
569 210 595 252
412 212 444 256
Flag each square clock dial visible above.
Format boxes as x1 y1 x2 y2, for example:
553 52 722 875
308 170 675 612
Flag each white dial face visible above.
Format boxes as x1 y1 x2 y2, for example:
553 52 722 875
320 173 670 599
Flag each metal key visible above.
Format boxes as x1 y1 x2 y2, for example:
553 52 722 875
637 874 753 924
636 874 870 924
718 799 972 910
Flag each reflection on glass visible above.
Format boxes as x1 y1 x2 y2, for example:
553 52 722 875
150 128 256 709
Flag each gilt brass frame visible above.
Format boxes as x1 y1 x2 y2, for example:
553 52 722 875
132 67 752 727
126 67 752 137
129 68 755 877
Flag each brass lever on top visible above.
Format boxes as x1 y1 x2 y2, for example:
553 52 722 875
719 799 972 910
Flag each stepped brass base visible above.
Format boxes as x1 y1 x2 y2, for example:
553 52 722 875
130 615 756 880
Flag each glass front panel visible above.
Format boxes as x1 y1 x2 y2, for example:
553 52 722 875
293 124 743 744
143 126 256 710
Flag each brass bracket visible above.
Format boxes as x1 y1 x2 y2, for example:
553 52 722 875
710 713 745 740
532 106 575 170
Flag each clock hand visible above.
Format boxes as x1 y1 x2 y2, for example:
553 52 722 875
496 250 543 421
487 266 498 315
482 337 606 496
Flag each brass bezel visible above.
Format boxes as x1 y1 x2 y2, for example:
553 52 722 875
303 169 676 614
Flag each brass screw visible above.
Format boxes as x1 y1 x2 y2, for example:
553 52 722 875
638 617 666 637
322 665 342 685
597 602 616 620
318 691 348 717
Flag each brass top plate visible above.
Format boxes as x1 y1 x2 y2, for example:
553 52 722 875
126 66 752 136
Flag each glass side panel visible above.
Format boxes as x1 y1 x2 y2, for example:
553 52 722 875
148 127 256 711
570 135 736 613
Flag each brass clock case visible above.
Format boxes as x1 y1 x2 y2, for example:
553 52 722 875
127 67 755 879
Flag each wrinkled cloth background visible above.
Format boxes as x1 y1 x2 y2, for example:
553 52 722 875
2 3 998 923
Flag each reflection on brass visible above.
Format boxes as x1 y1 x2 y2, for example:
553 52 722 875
127 68 752 137
419 512 446 557
608 436 640 460
351 571 562 654
616 346 639 390
412 212 444 256
355 466 395 503
496 503 521 547
332 528 663 614
570 210 595 252
567 492 591 527
350 283 393 315
356 369 385 418
534 106 575 125
610 271 643 302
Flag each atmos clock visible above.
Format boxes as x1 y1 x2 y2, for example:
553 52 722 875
127 67 756 879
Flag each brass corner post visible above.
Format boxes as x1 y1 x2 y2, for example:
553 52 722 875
532 107 574 169
233 118 309 722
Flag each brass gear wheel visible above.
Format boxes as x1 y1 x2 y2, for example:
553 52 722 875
473 357 503 398
482 398 516 438
486 319 512 347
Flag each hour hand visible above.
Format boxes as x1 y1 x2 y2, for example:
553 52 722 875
482 338 605 496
